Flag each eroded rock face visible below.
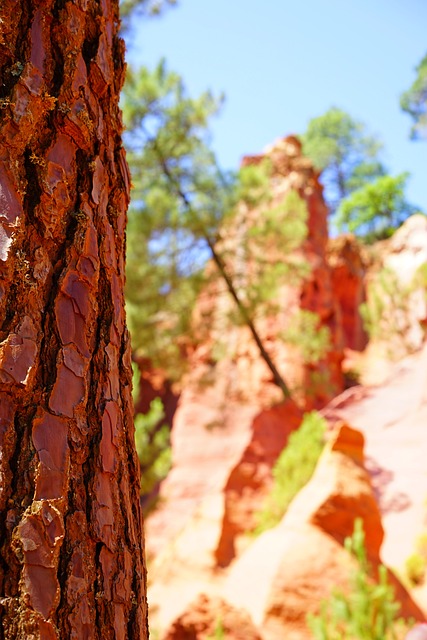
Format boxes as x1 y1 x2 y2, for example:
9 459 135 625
146 136 344 566
223 423 423 639
215 398 303 567
305 422 384 556
327 234 368 351
163 593 262 640
133 357 180 426
239 135 344 406
362 214 427 357
384 214 427 284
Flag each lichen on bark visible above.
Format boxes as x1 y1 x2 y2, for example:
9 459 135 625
0 2 148 638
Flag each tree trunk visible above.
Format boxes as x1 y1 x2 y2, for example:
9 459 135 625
0 3 148 639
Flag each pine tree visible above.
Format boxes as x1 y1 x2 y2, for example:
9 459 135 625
401 52 427 140
122 61 315 399
301 107 417 238
0 3 148 638
301 107 385 214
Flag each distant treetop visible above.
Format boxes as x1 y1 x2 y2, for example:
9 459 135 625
400 52 427 141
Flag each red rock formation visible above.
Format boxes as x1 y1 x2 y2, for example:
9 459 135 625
163 594 262 640
322 340 427 575
215 398 303 567
146 136 345 564
145 136 348 632
133 356 180 435
223 423 423 639
327 234 368 351
307 422 383 556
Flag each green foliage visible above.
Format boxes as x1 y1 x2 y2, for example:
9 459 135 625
412 260 427 290
134 398 172 497
254 411 326 534
132 363 171 498
281 309 331 365
123 60 230 377
400 52 427 140
308 519 408 640
405 553 426 586
131 361 141 404
123 61 317 400
120 0 177 23
336 173 415 241
301 107 384 214
405 532 427 586
301 107 417 236
360 261 427 354
237 159 273 207
239 186 311 316
207 618 225 640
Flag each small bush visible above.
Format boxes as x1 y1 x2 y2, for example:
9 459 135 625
207 618 225 640
360 261 427 356
405 553 426 586
132 361 172 500
281 310 331 365
253 411 326 535
134 398 172 497
308 519 410 640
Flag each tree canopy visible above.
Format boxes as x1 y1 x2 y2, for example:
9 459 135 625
123 61 232 375
335 172 415 241
122 61 315 398
301 107 385 214
301 107 418 239
400 52 427 140
120 0 177 22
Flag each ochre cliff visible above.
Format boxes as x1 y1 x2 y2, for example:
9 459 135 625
145 136 345 571
141 139 427 638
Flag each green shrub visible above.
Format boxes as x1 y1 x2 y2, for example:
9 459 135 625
360 261 427 355
253 411 326 535
207 618 225 640
308 519 410 640
360 267 414 353
281 309 331 365
405 553 426 586
132 363 172 501
134 398 172 498
405 532 427 586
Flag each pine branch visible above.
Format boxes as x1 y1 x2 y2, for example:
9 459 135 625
151 139 292 400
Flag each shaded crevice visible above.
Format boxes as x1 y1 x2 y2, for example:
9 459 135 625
49 2 67 104
82 34 99 71
52 0 67 16
93 541 104 639
35 209 80 395
23 148 42 228
0 295 16 338
9 407 38 505
75 148 91 194
0 5 30 101
50 40 64 100
0 404 38 599
55 507 73 633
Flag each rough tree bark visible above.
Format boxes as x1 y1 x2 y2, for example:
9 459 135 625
0 2 148 639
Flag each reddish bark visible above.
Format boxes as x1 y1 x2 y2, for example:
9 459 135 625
0 2 148 639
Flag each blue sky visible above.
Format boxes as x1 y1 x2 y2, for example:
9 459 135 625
125 0 427 214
